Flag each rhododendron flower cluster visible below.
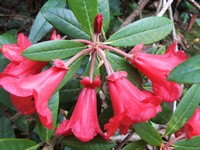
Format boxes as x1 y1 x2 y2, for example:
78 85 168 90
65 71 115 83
0 13 188 143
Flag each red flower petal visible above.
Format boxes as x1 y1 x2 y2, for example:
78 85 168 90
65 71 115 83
129 42 187 102
105 71 162 138
56 76 104 142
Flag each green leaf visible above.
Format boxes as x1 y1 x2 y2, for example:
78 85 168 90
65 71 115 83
123 140 147 150
0 110 15 138
22 40 86 61
106 52 142 88
173 136 200 150
0 88 15 111
36 92 59 142
29 12 52 44
29 0 66 43
133 122 162 146
106 17 172 47
42 8 90 40
0 30 17 47
156 46 166 55
98 105 113 129
0 138 37 150
98 0 110 32
62 136 116 150
68 0 98 36
59 79 81 104
56 55 86 91
165 84 200 135
14 116 29 133
168 54 200 83
2 29 17 44
151 103 172 124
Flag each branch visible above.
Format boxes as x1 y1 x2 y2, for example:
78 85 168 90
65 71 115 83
187 0 200 11
157 0 173 16
118 0 149 30
114 130 135 150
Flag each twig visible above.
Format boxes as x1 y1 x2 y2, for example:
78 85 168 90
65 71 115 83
156 0 163 15
187 0 200 11
0 14 34 22
9 112 22 122
118 0 149 30
168 3 177 42
157 0 173 16
114 130 135 150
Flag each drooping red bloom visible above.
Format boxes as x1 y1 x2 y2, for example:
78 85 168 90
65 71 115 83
50 30 61 40
182 108 200 139
104 71 162 138
129 42 187 102
56 76 104 142
94 13 104 34
0 59 68 129
0 31 61 115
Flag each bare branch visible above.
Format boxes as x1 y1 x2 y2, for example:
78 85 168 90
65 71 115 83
118 0 149 30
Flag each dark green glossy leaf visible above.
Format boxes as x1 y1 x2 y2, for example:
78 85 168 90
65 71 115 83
29 12 52 44
56 55 86 91
134 122 162 146
0 138 37 150
106 52 142 88
36 92 59 142
123 140 147 150
1 30 17 44
0 88 15 110
22 40 86 61
151 103 172 124
98 0 110 32
168 54 200 83
0 110 15 138
60 79 81 104
29 0 66 43
0 30 17 47
42 8 90 40
14 116 29 133
106 17 172 47
62 136 116 150
98 105 113 129
166 84 200 135
68 0 98 36
173 136 200 150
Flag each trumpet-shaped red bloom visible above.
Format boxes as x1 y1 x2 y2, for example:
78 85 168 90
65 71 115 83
129 42 187 102
104 71 162 138
56 76 104 142
0 31 61 115
0 59 68 129
182 108 200 139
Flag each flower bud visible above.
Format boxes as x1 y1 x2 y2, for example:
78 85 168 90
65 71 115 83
94 13 104 34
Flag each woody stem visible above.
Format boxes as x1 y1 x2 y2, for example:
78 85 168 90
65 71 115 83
97 48 114 75
65 48 93 67
99 45 132 59
89 51 97 82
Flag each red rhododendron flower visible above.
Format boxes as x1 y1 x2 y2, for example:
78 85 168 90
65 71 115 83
94 13 104 34
0 31 61 115
104 71 162 138
182 108 200 139
0 59 68 129
50 30 61 40
56 76 104 142
129 42 187 102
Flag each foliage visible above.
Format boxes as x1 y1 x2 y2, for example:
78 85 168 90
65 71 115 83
0 0 200 150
